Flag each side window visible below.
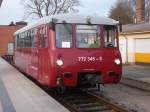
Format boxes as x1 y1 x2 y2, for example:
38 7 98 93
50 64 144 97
31 30 34 47
55 24 72 48
28 31 32 47
20 33 25 48
31 29 38 48
104 25 117 48
25 31 32 47
16 31 33 48
16 33 25 48
39 26 48 48
16 35 20 48
43 26 48 48
24 32 27 47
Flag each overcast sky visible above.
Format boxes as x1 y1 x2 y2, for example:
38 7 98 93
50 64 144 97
0 0 116 25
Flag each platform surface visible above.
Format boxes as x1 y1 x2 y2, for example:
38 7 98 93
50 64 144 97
123 65 150 83
0 58 69 112
121 65 150 91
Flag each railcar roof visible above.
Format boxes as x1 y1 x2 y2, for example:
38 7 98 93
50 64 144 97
14 14 119 35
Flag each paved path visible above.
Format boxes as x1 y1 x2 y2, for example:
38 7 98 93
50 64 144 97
122 65 150 91
123 65 150 83
0 58 69 112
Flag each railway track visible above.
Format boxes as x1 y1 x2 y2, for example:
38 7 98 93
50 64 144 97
50 89 128 112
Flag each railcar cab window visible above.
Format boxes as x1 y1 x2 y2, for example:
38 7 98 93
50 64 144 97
104 25 117 48
76 25 101 48
55 24 72 48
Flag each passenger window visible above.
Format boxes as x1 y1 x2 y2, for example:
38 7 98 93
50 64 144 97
16 35 20 48
16 30 37 48
20 33 25 48
31 29 38 48
25 32 32 47
39 27 48 48
104 25 117 48
55 24 72 48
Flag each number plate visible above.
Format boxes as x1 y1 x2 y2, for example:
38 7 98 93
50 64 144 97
78 56 102 62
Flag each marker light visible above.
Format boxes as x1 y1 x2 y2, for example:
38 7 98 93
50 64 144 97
56 59 63 66
114 59 121 65
86 16 91 24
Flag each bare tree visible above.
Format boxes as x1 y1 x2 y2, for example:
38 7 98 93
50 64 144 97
145 0 150 21
109 0 135 24
129 0 150 21
0 0 3 7
123 0 150 22
22 0 80 19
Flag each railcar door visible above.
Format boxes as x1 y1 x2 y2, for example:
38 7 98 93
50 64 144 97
38 25 50 85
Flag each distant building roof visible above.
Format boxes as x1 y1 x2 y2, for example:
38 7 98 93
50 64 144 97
122 21 150 33
16 21 28 26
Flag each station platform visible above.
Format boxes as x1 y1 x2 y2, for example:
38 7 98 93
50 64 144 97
0 57 69 112
121 65 150 91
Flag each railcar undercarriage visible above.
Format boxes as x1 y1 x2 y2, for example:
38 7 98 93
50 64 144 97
77 72 102 88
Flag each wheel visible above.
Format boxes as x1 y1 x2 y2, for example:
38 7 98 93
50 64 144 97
57 86 66 94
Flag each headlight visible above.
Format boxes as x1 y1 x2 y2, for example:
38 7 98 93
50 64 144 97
56 59 63 66
114 59 121 65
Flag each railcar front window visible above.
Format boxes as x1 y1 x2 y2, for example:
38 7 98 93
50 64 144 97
76 25 101 48
56 24 72 48
104 25 117 48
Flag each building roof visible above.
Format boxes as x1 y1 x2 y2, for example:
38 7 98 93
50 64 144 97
14 13 119 35
122 21 150 34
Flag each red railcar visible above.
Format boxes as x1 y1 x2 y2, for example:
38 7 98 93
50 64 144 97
14 14 122 90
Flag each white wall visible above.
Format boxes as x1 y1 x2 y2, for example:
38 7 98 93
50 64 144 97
119 37 126 63
127 38 135 63
119 32 150 64
135 38 150 53
7 43 13 55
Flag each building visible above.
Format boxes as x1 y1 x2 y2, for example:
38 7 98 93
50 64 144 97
0 22 26 56
119 0 150 65
119 22 150 65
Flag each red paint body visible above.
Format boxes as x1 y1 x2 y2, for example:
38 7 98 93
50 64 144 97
14 24 122 88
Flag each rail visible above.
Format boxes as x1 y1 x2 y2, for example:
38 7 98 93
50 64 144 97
50 89 128 112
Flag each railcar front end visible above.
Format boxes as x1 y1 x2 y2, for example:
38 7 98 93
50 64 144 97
49 24 122 88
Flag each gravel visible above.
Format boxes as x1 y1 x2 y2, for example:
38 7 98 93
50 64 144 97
87 84 150 112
